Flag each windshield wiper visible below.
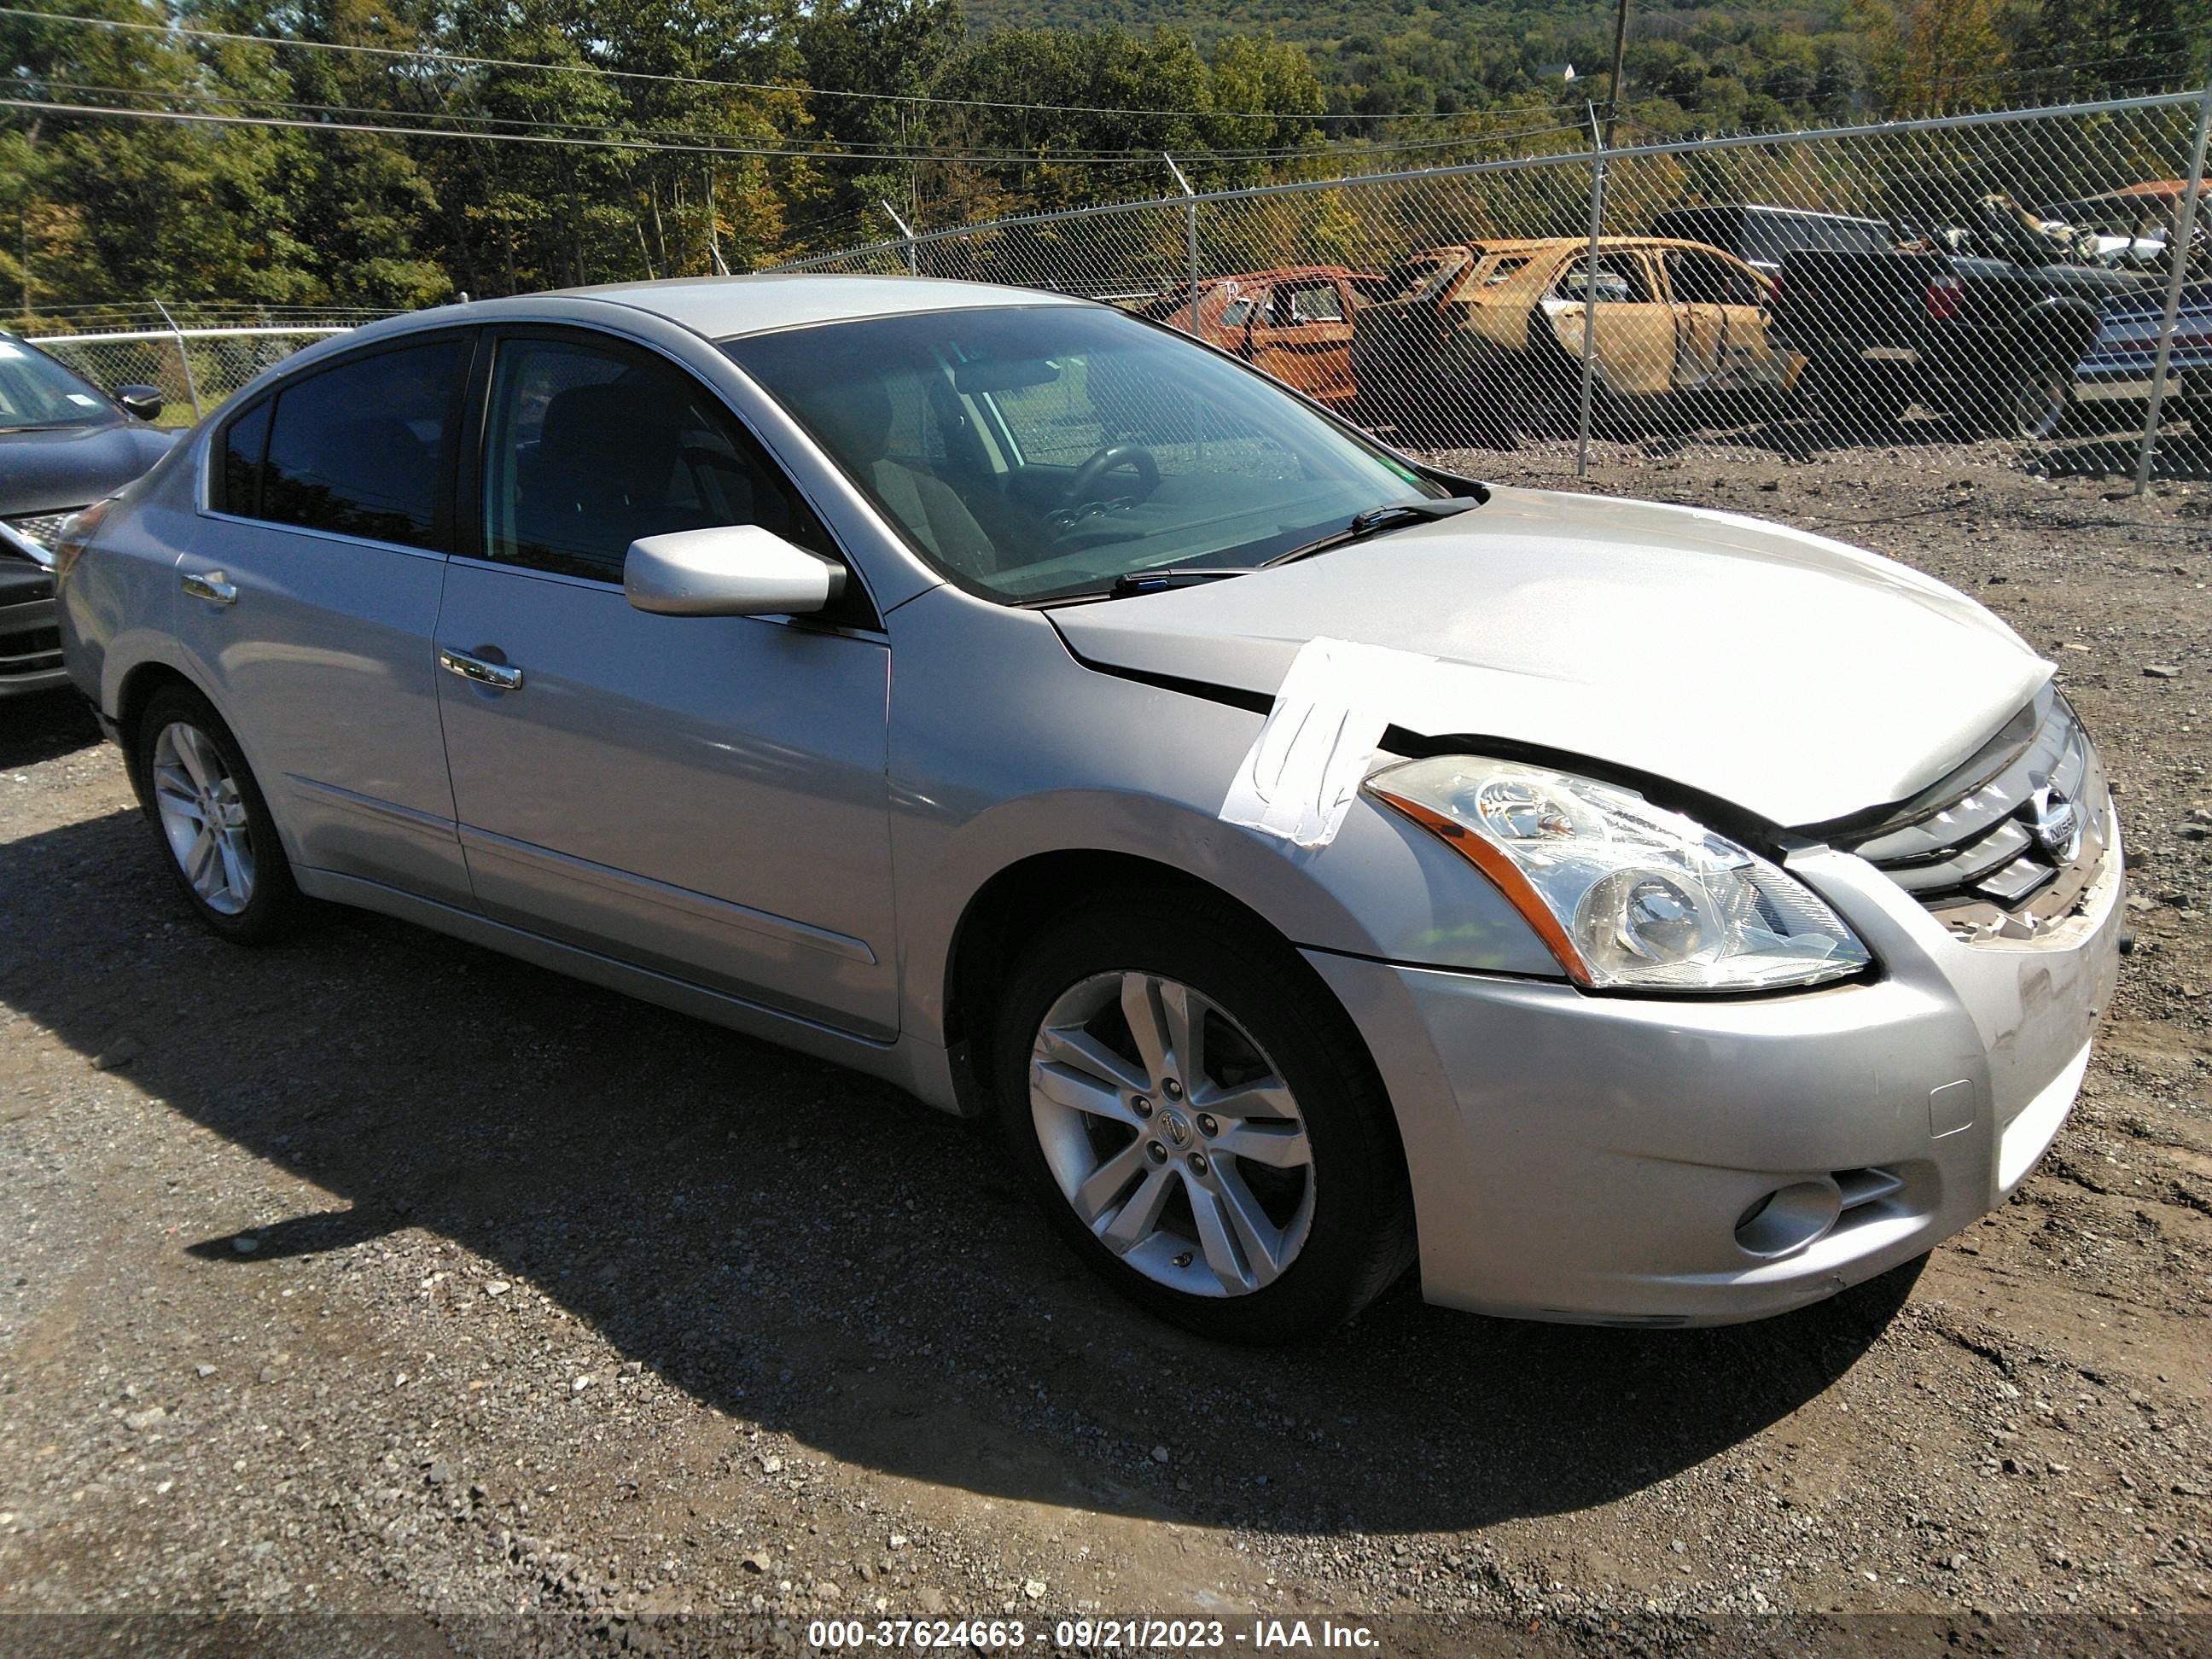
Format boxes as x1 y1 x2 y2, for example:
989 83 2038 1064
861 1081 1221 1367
1262 497 1480 568
1103 566 1259 598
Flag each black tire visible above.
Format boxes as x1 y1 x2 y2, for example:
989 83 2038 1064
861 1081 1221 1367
1810 364 1912 431
992 890 1416 1343
130 684 306 944
1984 354 2074 440
1518 345 1634 442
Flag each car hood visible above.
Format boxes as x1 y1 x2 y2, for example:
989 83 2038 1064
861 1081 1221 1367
0 420 176 516
1050 486 2049 829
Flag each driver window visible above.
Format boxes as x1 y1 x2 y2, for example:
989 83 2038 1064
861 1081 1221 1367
480 335 812 584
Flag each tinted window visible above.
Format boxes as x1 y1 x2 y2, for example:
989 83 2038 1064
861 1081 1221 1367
220 399 271 515
482 335 808 583
1219 298 1256 329
261 339 463 549
1743 213 1895 265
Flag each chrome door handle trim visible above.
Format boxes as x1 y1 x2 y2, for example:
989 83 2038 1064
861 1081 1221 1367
439 647 523 691
181 570 237 606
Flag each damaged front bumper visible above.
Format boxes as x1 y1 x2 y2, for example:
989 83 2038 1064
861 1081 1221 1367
1307 806 2123 1325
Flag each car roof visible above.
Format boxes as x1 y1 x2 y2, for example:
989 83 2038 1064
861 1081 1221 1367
1653 203 1889 225
1406 236 1739 258
525 273 1090 339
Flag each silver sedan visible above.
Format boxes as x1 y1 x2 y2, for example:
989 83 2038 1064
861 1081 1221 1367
55 276 2122 1341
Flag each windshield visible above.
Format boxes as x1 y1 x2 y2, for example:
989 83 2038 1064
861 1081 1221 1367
0 338 118 430
722 305 1443 602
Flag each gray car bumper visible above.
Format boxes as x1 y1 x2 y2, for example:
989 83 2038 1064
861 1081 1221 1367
1308 808 2125 1325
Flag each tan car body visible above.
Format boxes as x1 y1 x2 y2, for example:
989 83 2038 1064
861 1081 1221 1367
1353 236 1803 439
1142 266 1377 409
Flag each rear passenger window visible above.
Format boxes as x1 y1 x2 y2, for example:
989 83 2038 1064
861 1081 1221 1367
219 399 271 515
259 339 463 550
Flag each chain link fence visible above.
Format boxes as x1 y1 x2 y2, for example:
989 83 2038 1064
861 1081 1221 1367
771 91 2212 492
19 319 370 427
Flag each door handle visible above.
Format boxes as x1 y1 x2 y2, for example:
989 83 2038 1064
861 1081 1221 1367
182 570 237 606
439 647 523 691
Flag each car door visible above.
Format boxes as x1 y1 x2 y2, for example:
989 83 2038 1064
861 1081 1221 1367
1247 279 1357 406
1662 246 1789 395
178 331 474 905
1542 250 1675 394
431 326 899 1038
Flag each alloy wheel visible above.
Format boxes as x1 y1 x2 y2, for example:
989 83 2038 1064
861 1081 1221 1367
1028 971 1315 1298
151 720 256 916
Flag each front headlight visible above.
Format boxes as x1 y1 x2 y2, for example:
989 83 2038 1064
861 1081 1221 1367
1367 755 1871 992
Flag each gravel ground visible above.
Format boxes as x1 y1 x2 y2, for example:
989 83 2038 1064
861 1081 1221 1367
1 439 2209 1654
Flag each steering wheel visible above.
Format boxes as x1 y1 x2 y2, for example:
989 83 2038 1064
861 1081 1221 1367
1062 443 1161 509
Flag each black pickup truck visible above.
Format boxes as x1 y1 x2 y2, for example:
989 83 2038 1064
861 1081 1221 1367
1770 243 2156 437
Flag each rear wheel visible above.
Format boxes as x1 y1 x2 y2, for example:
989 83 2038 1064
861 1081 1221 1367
131 684 304 943
1810 364 1912 432
993 894 1414 1342
1988 355 2074 440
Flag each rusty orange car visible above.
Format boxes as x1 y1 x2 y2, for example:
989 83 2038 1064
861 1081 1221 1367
1134 266 1382 410
1350 236 1802 445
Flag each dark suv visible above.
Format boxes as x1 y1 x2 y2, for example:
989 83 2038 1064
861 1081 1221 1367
0 332 173 697
1647 205 1896 274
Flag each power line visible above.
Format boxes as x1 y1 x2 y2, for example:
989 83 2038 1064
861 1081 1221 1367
7 79 1597 167
0 3 1559 125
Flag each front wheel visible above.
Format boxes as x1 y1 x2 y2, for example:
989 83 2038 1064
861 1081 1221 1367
993 894 1414 1342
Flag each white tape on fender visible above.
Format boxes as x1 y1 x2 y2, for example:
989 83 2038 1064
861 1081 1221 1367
1220 637 1434 848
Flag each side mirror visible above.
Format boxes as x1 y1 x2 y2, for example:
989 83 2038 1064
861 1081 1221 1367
624 524 847 618
115 384 164 422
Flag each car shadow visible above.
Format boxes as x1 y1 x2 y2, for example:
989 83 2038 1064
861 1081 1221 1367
0 806 1920 1535
0 688 102 770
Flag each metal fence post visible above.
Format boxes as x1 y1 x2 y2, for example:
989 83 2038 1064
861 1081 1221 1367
1573 105 1608 480
151 297 203 421
2133 77 2212 496
1165 154 1200 335
881 201 919 276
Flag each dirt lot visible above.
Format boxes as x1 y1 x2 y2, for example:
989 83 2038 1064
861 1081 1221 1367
2 439 2209 1654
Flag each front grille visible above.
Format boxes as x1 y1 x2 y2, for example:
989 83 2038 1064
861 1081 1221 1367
2 510 78 553
1836 689 2110 943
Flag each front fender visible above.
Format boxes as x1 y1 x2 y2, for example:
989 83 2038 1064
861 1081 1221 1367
881 586 1563 1047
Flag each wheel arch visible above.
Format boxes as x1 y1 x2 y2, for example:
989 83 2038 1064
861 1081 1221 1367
113 658 208 816
940 849 1384 1123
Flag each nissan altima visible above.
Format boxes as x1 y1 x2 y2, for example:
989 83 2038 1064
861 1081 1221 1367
56 276 2122 1341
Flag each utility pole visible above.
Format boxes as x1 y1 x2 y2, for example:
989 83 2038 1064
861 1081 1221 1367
1604 0 1633 148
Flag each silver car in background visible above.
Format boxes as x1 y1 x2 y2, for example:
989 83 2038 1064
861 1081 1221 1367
57 276 2122 1341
